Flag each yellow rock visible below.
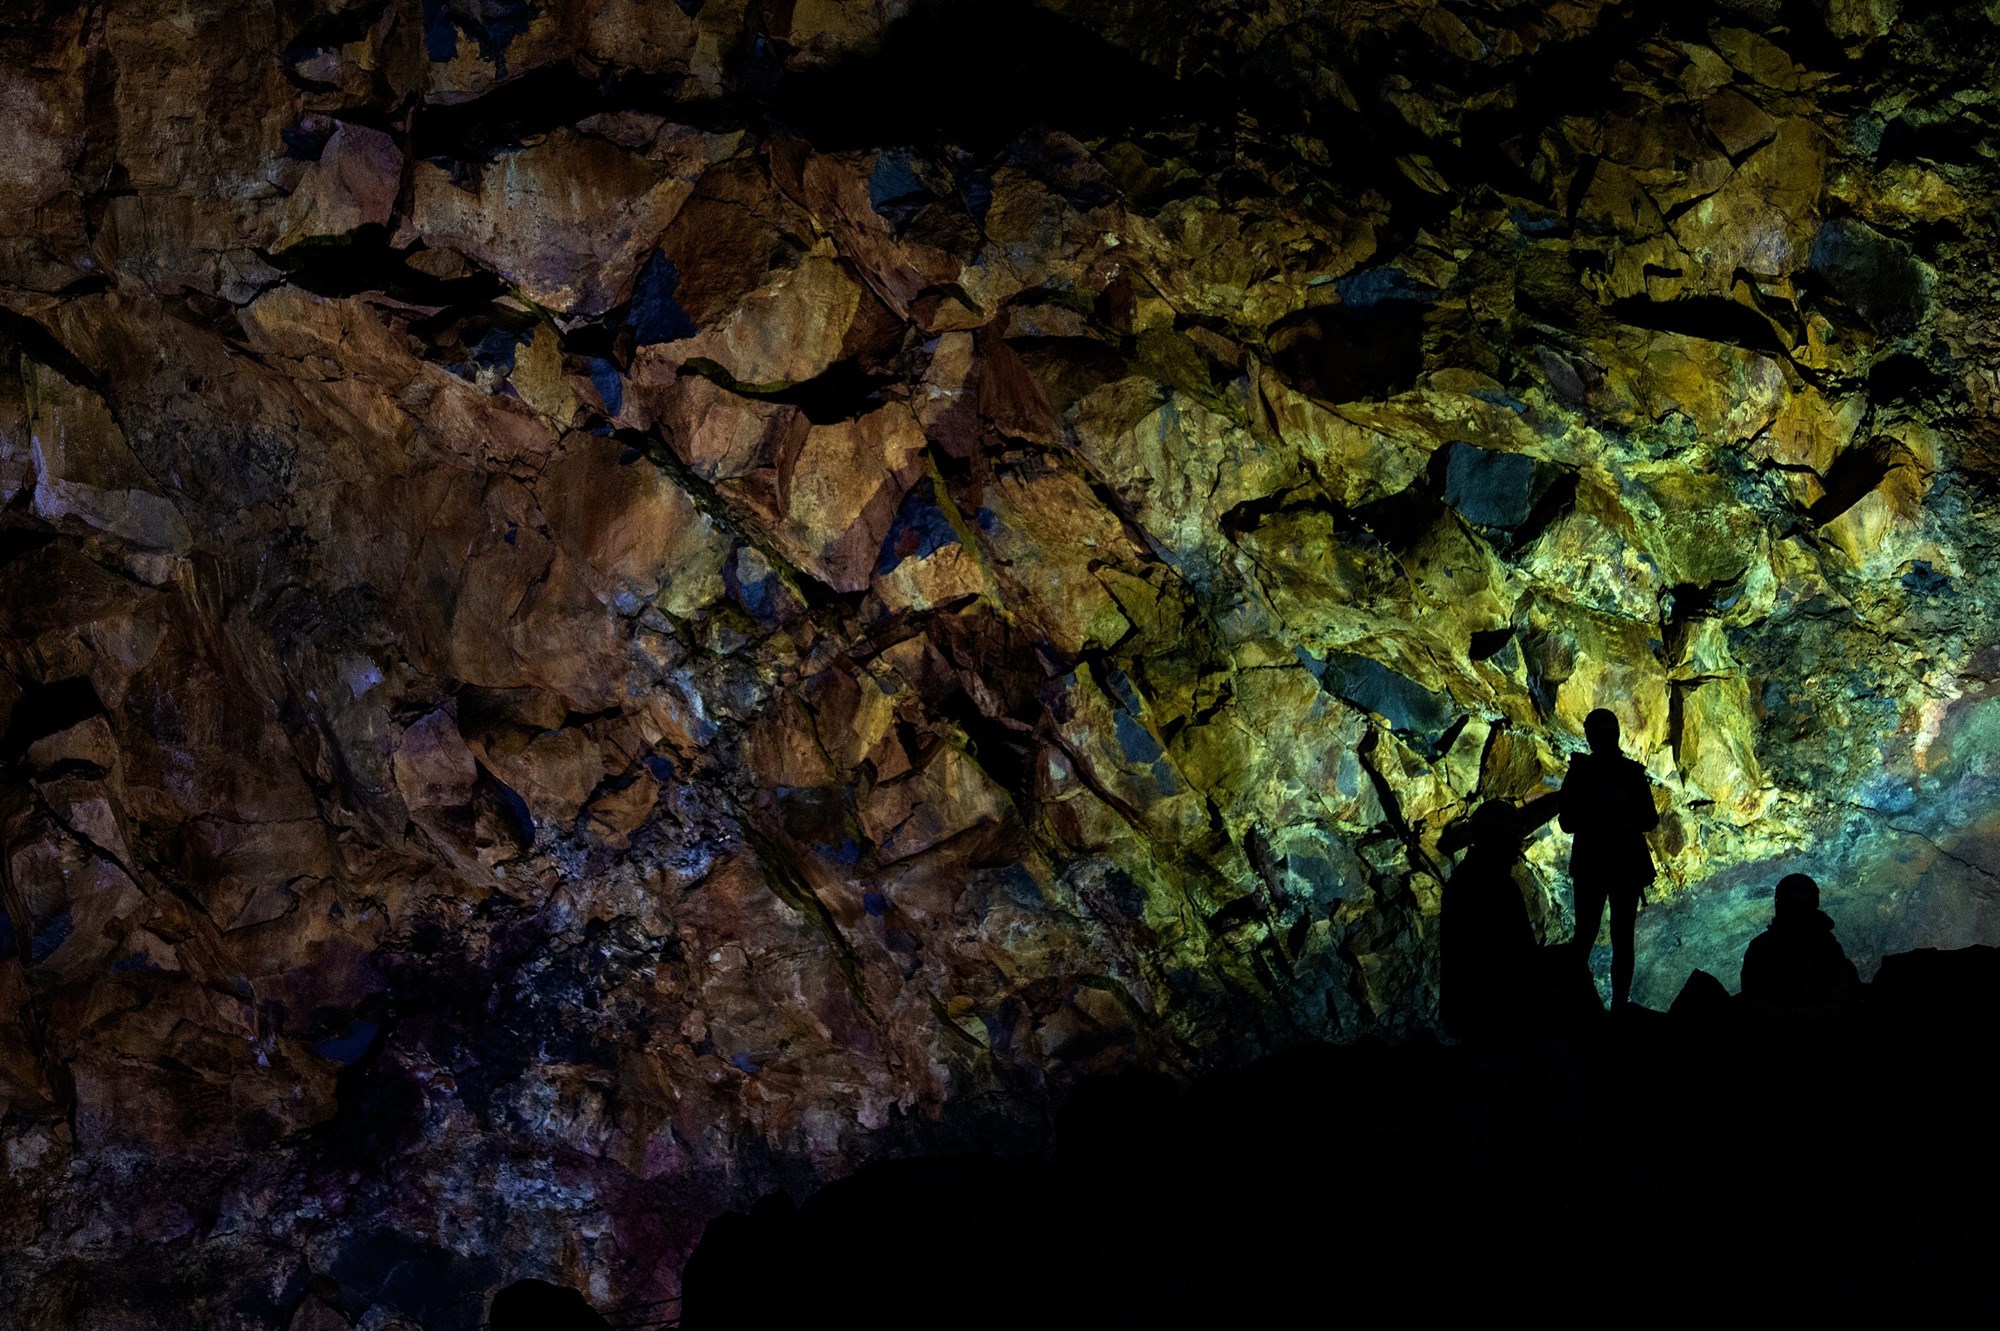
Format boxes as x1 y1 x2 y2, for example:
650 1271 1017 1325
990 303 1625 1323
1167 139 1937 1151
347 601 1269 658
1668 619 1737 681
1760 388 1864 473
1517 505 1661 624
1480 725 1565 802
785 0 893 58
1674 675 1772 824
1171 665 1384 838
1595 330 1789 442
1820 426 1935 574
1073 378 1302 572
1234 507 1384 636
1052 667 1208 847
1518 596 1671 756
1408 518 1517 638
509 323 579 428
860 744 1013 863
1635 470 1766 589
971 465 1135 655
806 666 899 776
873 540 986 616
1257 367 1437 508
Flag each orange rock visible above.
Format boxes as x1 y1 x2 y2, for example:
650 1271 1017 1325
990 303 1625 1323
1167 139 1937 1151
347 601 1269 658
276 122 403 248
412 131 706 317
773 405 929 593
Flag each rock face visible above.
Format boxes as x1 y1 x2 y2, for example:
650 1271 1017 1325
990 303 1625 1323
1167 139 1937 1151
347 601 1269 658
3 0 2000 1322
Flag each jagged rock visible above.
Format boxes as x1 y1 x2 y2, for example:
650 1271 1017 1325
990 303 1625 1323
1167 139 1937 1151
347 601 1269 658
971 465 1137 655
412 130 715 317
15 362 191 557
1441 442 1559 530
0 49 87 293
1675 676 1772 823
277 122 403 249
668 251 863 390
1809 217 1933 334
540 435 730 616
771 405 930 593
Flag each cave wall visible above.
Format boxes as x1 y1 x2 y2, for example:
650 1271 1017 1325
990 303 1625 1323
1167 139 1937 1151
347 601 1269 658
3 0 2000 1322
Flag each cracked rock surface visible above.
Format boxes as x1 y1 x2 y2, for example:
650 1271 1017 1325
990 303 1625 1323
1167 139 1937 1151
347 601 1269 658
5 0 2000 1323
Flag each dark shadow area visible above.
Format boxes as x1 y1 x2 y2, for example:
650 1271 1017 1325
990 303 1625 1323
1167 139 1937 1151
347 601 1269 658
1559 709 1657 1010
679 943 2000 1328
275 231 509 311
1873 113 1994 171
1467 627 1515 661
1267 302 1427 404
408 0 1233 161
768 0 1227 152
490 1278 612 1331
1807 437 1897 526
328 1229 492 1330
1867 350 1946 406
1 675 107 762
1605 294 1792 358
1740 873 1862 1018
684 357 899 424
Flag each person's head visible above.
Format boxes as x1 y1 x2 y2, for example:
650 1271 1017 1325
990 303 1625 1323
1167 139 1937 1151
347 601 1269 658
1584 708 1621 755
1774 873 1820 919
1469 799 1523 849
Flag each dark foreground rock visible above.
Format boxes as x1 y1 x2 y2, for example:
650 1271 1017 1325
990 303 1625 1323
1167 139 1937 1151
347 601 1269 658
682 947 2000 1328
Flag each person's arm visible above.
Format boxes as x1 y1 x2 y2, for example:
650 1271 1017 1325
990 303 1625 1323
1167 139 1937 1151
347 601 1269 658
1631 762 1659 832
1521 790 1562 833
1739 935 1764 999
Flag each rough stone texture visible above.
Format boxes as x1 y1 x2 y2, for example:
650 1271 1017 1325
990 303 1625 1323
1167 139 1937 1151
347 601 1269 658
4 0 2000 1323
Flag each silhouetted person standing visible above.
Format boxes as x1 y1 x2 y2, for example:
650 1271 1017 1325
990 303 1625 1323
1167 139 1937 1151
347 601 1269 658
1740 874 1861 1018
1441 800 1537 1041
1559 709 1656 1009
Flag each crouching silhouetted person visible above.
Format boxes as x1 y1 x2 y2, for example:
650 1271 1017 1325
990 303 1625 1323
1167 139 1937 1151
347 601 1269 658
1442 801 1537 1042
1740 874 1861 1020
1559 709 1657 1009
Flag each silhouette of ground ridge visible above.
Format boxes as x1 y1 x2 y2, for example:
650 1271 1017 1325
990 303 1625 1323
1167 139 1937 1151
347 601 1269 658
680 945 2000 1328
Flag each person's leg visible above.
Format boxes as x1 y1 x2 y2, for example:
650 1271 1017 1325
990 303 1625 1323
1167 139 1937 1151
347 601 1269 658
1571 872 1608 956
1609 888 1639 1007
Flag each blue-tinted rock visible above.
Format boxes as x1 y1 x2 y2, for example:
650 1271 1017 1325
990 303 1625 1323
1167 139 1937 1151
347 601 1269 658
311 1018 380 1064
28 909 71 963
1809 218 1931 335
1313 651 1460 754
1442 442 1548 529
630 253 697 346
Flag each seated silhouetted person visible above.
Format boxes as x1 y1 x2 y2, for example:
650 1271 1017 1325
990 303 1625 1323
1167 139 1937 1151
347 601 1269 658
1739 874 1861 1019
1559 709 1657 1009
1441 800 1537 1041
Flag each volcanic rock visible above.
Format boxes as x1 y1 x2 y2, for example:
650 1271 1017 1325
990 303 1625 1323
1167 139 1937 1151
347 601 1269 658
5 1 2000 1325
